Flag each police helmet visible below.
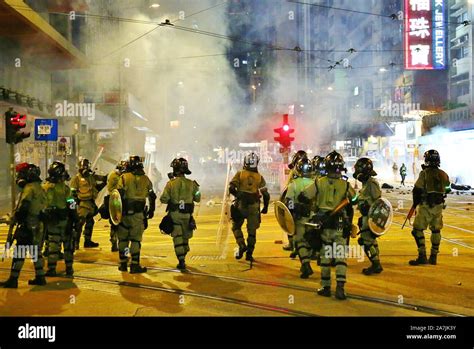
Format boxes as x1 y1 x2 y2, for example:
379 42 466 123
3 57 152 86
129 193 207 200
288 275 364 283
171 158 191 175
243 152 259 171
295 158 313 178
324 151 346 174
353 157 377 181
288 150 307 170
423 149 440 167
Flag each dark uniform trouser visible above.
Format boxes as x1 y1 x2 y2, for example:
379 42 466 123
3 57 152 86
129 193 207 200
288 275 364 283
117 213 144 266
319 228 347 287
75 200 96 242
231 203 260 255
10 223 45 279
294 219 311 265
358 216 380 262
46 220 73 271
110 221 118 245
412 204 443 256
170 211 193 263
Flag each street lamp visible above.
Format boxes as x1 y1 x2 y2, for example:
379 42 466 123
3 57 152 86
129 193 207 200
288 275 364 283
150 3 160 8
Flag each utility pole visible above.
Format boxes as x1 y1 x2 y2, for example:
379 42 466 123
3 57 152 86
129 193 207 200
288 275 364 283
9 143 15 212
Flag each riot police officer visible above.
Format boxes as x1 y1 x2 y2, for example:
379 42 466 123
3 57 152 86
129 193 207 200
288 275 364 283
229 152 269 262
312 155 327 178
353 158 383 275
106 160 128 252
116 156 155 273
285 158 315 278
314 151 356 300
160 158 200 270
70 159 106 249
42 162 76 277
1 163 47 288
409 150 450 266
283 150 307 253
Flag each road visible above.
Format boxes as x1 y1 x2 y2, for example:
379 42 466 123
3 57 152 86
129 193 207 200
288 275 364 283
0 185 473 317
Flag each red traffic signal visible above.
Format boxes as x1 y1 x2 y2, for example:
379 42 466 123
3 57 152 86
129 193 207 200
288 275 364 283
274 114 294 151
5 110 30 144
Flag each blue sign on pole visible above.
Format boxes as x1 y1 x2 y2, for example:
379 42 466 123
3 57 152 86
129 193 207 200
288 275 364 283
34 119 58 142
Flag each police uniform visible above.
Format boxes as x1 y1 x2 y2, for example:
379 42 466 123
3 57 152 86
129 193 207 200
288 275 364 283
410 166 450 265
230 168 268 261
43 179 74 277
316 176 356 289
71 171 103 247
117 164 155 273
357 176 382 274
1 165 47 288
160 176 200 269
286 174 314 278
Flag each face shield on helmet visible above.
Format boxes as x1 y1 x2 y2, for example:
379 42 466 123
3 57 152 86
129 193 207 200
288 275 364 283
243 152 259 171
78 159 92 176
324 151 346 175
128 156 144 172
16 163 41 187
116 160 129 174
353 158 377 181
312 156 326 176
295 158 313 178
288 150 307 170
48 161 69 182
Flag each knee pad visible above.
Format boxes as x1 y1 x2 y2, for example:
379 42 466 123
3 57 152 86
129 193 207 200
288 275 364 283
411 229 423 238
431 230 441 235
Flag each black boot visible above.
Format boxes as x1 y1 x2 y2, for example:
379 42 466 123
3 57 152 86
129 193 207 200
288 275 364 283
84 239 99 248
0 277 18 289
28 276 47 286
300 262 313 279
235 245 247 260
118 262 128 272
111 242 119 252
245 252 254 262
289 250 298 259
317 286 331 297
45 269 57 277
177 260 186 270
409 254 428 266
130 264 147 274
362 260 383 275
66 267 74 277
429 254 437 265
335 281 346 300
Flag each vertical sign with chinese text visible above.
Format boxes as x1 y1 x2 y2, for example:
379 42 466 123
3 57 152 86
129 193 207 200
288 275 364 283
404 0 446 70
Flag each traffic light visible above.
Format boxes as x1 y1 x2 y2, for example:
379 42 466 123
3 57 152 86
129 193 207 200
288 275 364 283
274 114 294 152
5 110 30 144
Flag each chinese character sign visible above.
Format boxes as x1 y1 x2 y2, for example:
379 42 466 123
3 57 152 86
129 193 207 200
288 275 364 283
404 0 446 70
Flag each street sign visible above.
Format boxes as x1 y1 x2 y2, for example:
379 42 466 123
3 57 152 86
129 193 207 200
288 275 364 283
34 119 58 142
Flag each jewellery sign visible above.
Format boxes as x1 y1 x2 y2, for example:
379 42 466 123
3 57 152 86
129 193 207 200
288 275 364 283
404 0 446 70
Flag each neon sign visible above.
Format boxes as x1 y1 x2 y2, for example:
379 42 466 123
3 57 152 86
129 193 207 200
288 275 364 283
404 0 446 70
